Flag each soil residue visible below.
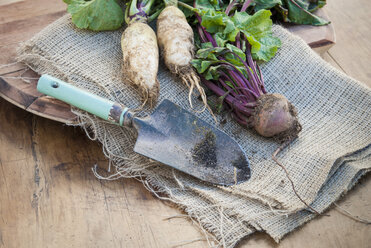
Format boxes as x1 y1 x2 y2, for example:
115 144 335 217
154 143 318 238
232 155 251 182
192 131 217 168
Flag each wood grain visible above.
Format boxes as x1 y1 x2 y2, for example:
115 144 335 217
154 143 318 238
0 97 209 248
0 76 76 124
0 0 23 7
0 0 370 248
0 0 65 25
0 0 71 123
326 0 371 86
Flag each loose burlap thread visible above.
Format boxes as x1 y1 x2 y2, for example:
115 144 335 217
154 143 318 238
17 15 371 247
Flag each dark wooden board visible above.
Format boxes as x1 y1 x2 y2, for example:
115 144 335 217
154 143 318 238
0 74 76 124
0 1 335 124
285 9 336 54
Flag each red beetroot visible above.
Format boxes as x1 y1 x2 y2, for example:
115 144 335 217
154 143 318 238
252 93 301 141
190 1 301 141
196 27 301 141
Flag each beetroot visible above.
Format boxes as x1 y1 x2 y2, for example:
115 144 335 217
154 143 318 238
200 56 302 142
188 2 302 141
252 93 301 141
194 20 301 141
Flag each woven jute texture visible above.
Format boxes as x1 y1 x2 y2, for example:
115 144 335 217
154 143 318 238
17 14 371 247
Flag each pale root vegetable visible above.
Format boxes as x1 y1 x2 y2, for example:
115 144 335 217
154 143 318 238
121 0 161 106
121 22 159 106
157 6 193 72
157 5 208 111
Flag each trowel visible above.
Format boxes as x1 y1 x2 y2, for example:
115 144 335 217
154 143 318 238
37 75 250 186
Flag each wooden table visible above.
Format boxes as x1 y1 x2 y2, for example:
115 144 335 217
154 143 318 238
0 0 370 247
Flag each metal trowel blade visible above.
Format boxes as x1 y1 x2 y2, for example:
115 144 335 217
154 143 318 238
131 99 250 186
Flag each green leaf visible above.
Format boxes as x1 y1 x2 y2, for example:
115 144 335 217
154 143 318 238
195 47 219 60
234 10 273 41
200 8 280 59
201 10 226 33
223 44 246 66
191 59 202 71
205 65 222 80
226 44 246 61
242 31 261 53
248 0 329 25
64 0 124 31
252 35 281 62
253 0 282 11
308 0 326 12
200 61 214 73
201 42 214 49
235 10 281 60
214 32 228 47
230 12 249 27
195 0 221 11
282 0 329 25
191 3 281 76
224 19 236 34
193 43 251 80
288 0 310 10
192 58 222 80
179 4 195 18
191 59 221 79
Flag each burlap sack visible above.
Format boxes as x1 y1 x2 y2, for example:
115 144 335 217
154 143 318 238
17 15 371 247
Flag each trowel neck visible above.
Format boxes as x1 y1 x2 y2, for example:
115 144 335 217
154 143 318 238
121 110 135 127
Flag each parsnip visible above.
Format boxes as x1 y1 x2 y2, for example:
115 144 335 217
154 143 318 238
122 22 159 105
157 5 208 111
121 0 160 106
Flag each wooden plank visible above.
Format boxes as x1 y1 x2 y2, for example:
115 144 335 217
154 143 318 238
26 96 77 124
240 174 371 248
285 8 335 55
0 97 209 248
0 0 72 123
0 10 66 78
0 74 76 124
0 77 38 109
0 0 23 7
0 0 65 25
0 10 66 47
325 0 371 87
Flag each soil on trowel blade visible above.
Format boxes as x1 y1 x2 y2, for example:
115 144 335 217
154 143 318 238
192 131 217 168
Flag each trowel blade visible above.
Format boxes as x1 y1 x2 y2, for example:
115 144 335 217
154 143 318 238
132 99 250 186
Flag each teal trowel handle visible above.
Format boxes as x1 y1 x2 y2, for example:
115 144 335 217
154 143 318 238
37 75 132 126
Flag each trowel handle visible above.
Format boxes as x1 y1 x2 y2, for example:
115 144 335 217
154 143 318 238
37 74 132 126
